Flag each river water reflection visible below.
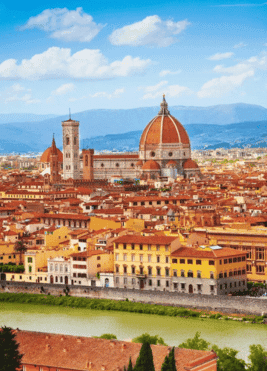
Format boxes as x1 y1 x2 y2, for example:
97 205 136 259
1 302 267 362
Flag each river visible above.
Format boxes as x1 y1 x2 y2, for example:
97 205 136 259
0 302 267 362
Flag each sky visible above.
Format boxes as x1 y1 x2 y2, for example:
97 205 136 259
0 0 267 114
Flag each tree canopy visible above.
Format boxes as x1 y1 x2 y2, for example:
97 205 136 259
0 326 23 371
132 333 167 346
133 341 155 371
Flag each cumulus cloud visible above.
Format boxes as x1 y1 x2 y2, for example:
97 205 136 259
51 83 75 96
3 84 40 104
21 7 104 42
0 47 151 80
140 80 192 99
197 70 254 98
213 54 267 75
233 42 247 49
69 88 125 102
109 15 190 47
207 52 234 61
159 69 181 77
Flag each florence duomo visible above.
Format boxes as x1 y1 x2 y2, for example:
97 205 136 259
40 95 200 183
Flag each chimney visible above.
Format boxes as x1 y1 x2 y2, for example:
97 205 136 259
45 344 51 351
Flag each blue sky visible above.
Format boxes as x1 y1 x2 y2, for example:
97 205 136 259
0 0 266 114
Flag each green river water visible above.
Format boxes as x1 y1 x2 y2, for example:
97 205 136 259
0 302 267 362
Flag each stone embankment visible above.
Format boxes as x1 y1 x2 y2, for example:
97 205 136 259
1 281 267 316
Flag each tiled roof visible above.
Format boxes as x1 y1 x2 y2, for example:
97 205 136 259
14 330 217 371
171 246 246 259
114 235 178 245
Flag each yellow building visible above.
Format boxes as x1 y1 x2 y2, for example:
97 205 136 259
113 235 180 290
45 226 71 248
0 242 20 265
171 245 247 295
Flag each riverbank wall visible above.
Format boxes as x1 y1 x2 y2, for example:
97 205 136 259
1 281 267 316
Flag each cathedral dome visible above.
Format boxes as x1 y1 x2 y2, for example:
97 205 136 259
40 146 63 163
183 159 199 169
139 96 190 150
142 160 161 170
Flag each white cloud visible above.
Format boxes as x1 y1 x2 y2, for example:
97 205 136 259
3 84 40 104
21 7 104 42
69 88 125 102
90 88 125 99
197 70 254 98
207 52 234 61
51 83 75 96
213 54 267 75
109 15 190 47
159 69 181 77
0 47 151 80
140 81 192 99
233 42 247 49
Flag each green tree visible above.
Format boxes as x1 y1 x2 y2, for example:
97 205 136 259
0 326 23 371
132 333 167 346
93 333 117 339
128 357 133 371
212 345 246 371
133 342 155 371
178 332 210 351
248 344 267 371
14 240 27 265
161 347 176 371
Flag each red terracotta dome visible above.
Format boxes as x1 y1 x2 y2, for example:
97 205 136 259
166 160 177 167
139 96 190 149
142 160 161 170
40 146 63 163
183 159 199 169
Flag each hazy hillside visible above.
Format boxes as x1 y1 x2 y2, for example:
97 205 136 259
1 103 267 153
0 113 57 124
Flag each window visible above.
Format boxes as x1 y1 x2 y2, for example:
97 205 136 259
28 266 32 273
123 244 126 250
148 267 152 275
242 256 246 261
166 281 169 287
116 277 119 284
188 271 194 278
165 268 169 277
238 257 241 262
197 271 201 278
157 280 161 287
209 260 215 265
187 259 193 264
196 260 202 265
224 283 227 289
123 254 127 261
180 259 185 264
165 256 169 263
210 285 214 292
123 278 127 285
246 249 252 259
149 279 152 286
173 269 177 277
210 272 214 279
229 258 233 263
140 255 143 262
123 266 127 274
131 254 135 262
172 258 177 263
27 257 32 263
181 270 185 277
157 268 161 276
131 244 135 250
157 255 160 263
140 244 143 250
165 246 169 252
197 284 202 291
97 256 101 261
224 259 228 264
115 254 119 261
156 245 160 251
116 265 119 273
132 278 135 285
224 272 227 278
148 254 152 263
148 244 151 251
256 248 265 261
247 264 252 273
219 260 222 265
219 273 223 278
181 283 185 290
132 266 135 274
229 271 233 277
242 269 246 275
256 265 265 274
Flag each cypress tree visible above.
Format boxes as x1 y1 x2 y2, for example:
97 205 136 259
128 357 133 371
133 341 155 371
161 347 177 371
161 354 170 371
0 326 23 371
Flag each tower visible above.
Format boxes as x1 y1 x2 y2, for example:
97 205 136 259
62 115 80 180
50 135 60 183
82 149 94 180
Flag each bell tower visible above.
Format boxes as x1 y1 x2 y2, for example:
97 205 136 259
50 135 60 183
62 112 80 180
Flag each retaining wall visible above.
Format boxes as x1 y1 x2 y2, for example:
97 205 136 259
1 281 267 316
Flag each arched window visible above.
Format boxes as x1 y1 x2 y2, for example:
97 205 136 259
74 137 77 145
85 155 88 167
66 137 70 145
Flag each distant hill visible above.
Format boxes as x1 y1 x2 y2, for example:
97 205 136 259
0 113 57 124
1 103 267 153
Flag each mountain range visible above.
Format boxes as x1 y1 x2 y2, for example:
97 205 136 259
2 103 267 154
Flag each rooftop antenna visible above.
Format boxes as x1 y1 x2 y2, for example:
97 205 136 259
69 108 71 120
